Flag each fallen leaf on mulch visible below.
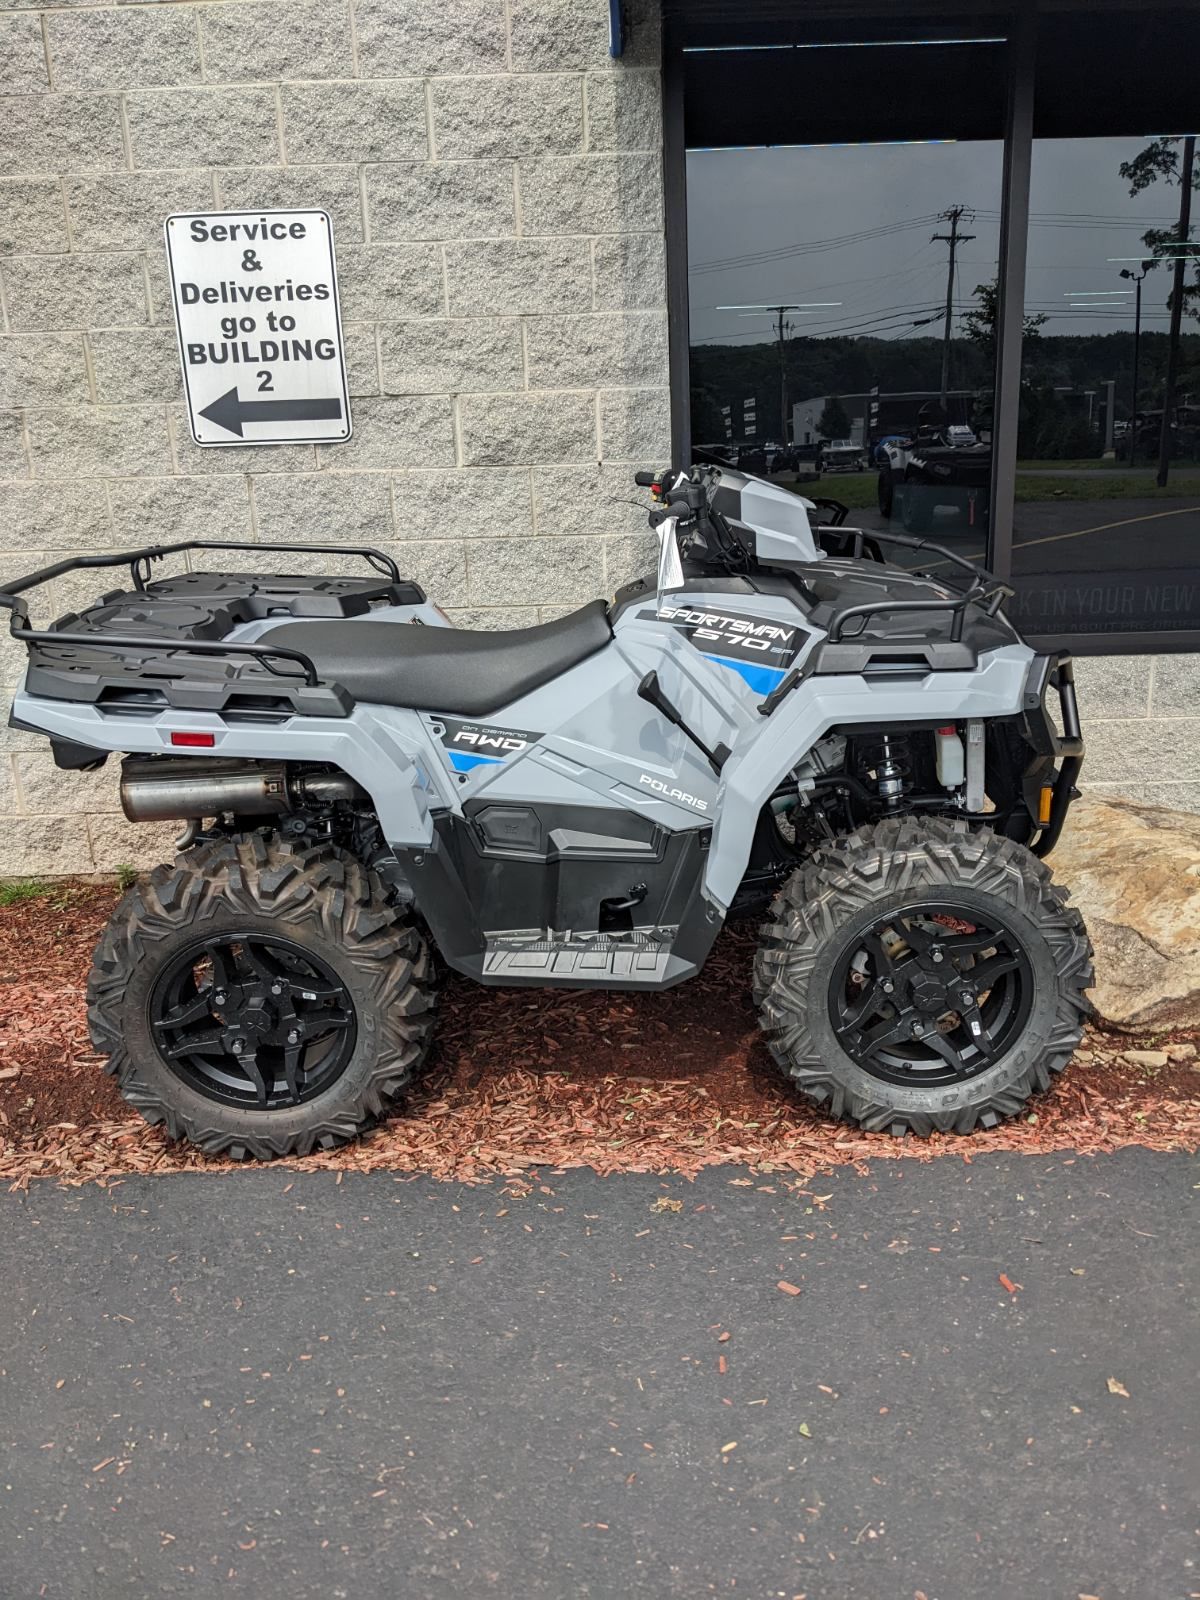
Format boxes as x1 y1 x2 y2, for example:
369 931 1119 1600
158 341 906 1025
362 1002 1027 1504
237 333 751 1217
650 1196 683 1214
1106 1377 1130 1398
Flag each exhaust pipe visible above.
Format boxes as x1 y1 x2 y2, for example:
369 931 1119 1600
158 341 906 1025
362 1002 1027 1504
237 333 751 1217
120 757 363 823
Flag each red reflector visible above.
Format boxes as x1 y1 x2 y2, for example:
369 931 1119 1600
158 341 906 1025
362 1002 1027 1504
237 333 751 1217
170 731 215 748
935 725 957 736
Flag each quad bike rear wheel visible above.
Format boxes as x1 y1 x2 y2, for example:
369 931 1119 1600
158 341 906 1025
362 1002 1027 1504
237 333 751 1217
88 834 436 1160
753 817 1092 1136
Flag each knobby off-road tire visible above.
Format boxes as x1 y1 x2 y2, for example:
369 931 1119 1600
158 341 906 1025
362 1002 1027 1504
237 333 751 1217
88 835 437 1160
753 817 1093 1137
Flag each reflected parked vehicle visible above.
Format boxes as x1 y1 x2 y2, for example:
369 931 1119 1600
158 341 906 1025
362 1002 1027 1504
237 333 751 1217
821 438 866 473
878 426 992 531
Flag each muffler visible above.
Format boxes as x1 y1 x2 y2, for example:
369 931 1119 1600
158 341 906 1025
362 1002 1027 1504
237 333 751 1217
120 756 363 823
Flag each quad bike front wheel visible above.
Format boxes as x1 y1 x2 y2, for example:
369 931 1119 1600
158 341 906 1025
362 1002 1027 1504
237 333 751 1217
88 835 437 1160
753 817 1092 1137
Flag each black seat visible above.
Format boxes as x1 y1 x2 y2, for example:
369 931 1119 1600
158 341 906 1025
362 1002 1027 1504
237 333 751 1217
257 600 612 716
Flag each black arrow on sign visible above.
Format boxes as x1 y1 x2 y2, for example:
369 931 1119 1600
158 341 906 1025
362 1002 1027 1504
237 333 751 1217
198 386 343 438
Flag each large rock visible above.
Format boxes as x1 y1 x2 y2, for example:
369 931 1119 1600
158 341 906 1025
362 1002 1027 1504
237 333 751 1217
1049 796 1200 1031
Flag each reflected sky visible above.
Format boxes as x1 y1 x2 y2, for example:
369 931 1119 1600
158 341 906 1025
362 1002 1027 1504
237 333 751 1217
687 137 1183 347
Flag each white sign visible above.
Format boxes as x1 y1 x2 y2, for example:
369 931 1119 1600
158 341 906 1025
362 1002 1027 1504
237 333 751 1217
164 209 351 447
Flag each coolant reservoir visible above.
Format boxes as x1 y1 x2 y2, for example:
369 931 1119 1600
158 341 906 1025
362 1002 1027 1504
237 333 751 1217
935 725 965 788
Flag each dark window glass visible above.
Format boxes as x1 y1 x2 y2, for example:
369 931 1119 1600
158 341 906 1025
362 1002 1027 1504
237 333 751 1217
685 40 1003 566
1010 135 1200 638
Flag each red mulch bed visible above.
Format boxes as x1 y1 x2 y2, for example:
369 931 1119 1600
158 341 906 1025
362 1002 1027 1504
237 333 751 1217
0 883 1197 1189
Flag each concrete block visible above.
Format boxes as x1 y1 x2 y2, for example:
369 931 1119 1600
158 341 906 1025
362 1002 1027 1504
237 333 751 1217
46 6 200 91
0 178 68 258
126 88 280 170
603 531 656 590
459 391 597 466
445 605 540 630
108 476 252 545
252 471 394 544
1073 654 1153 721
334 243 444 321
510 0 660 72
381 538 469 607
2 253 149 330
282 81 428 166
1149 653 1200 716
354 0 506 78
26 406 172 480
518 153 662 236
88 813 181 874
0 93 126 175
0 816 93 878
0 334 89 408
392 467 533 540
170 406 316 478
591 233 666 310
585 70 661 152
215 167 363 244
444 238 592 316
0 481 110 551
343 325 380 397
315 395 456 470
66 171 215 253
524 311 667 388
0 756 16 823
89 328 182 405
16 752 120 818
379 318 523 395
1083 716 1200 785
467 534 604 605
0 412 29 479
200 0 353 83
531 460 655 537
431 74 583 160
1 13 50 94
366 161 514 243
598 385 669 461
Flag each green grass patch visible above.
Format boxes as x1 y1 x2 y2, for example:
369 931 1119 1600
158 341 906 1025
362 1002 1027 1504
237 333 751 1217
0 878 49 908
1014 473 1200 503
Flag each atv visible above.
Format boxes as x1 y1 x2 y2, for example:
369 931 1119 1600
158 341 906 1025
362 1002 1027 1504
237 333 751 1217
2 464 1091 1159
877 425 993 531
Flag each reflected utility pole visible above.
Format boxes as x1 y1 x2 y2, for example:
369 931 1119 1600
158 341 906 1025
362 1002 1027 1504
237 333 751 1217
718 302 839 443
931 205 976 415
1119 266 1147 467
1156 134 1195 488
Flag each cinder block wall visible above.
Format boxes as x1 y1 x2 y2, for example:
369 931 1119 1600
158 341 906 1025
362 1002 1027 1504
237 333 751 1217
0 0 667 874
0 0 1194 878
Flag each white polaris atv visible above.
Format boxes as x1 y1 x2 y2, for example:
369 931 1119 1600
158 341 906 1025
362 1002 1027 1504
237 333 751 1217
3 464 1091 1159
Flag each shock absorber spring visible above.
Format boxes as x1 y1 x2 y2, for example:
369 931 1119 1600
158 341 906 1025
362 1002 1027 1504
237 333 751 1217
860 735 912 811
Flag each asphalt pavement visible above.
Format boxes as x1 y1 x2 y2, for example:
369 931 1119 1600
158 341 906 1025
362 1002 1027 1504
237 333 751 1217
1 1148 1196 1599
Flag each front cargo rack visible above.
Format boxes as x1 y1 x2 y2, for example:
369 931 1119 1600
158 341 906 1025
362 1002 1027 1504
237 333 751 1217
1 540 421 719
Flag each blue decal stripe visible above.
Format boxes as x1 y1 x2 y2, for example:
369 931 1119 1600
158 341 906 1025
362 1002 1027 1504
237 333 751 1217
700 652 788 696
447 750 503 773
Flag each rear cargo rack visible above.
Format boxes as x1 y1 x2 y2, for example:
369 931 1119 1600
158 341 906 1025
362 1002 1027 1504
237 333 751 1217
0 540 414 716
823 527 1015 646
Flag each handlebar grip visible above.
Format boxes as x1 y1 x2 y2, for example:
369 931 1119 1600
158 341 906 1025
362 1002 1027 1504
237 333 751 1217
633 470 658 487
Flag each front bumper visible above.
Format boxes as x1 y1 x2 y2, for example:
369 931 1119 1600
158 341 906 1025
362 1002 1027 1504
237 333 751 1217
1021 653 1085 857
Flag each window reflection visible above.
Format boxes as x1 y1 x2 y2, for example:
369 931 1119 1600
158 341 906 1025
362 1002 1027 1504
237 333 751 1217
686 138 1002 568
1011 135 1200 636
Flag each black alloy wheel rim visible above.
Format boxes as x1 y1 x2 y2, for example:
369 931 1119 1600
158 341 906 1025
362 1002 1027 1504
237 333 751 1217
827 901 1034 1087
149 934 357 1110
